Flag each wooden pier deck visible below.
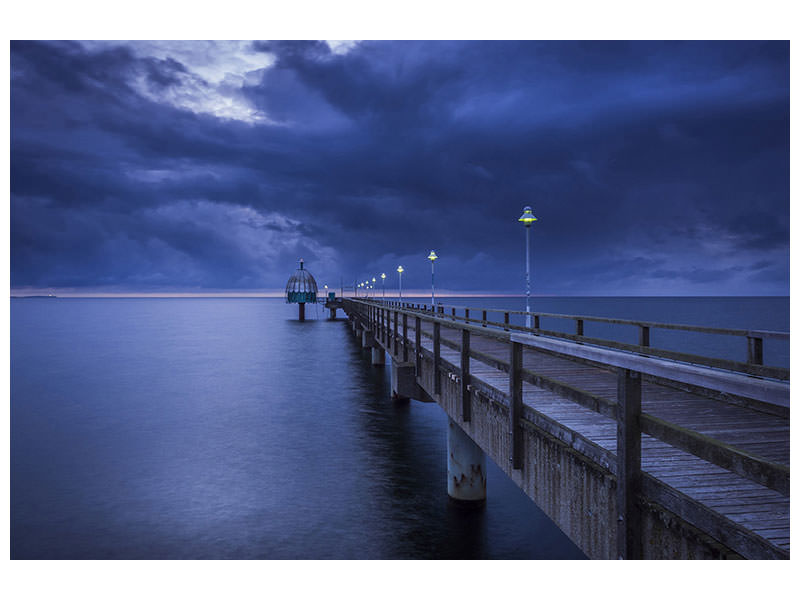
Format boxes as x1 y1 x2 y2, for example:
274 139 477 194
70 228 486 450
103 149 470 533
344 299 790 559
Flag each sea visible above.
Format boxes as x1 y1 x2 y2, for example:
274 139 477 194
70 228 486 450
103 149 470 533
10 296 789 559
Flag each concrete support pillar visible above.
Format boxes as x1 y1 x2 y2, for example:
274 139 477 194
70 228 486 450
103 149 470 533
298 302 305 321
371 347 386 366
329 308 337 319
361 328 375 349
391 359 416 400
447 418 486 505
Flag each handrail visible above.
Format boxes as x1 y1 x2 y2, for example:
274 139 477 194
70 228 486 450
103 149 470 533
382 300 787 338
509 333 789 407
359 299 789 380
424 302 790 339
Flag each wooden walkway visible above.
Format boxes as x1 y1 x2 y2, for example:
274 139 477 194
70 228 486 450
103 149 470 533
350 300 790 558
428 322 789 551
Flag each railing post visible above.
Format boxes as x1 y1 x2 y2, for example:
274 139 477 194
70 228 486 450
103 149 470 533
394 309 399 355
451 307 456 321
402 313 408 362
576 318 584 336
747 336 764 365
415 316 421 375
504 312 510 331
534 315 540 330
509 341 523 469
461 329 471 422
639 326 650 347
482 310 487 327
433 321 441 395
616 368 643 560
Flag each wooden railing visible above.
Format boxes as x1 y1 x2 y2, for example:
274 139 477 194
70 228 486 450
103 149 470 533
359 300 789 381
345 299 790 559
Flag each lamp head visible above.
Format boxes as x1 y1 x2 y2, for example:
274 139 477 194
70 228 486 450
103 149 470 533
381 273 386 280
427 250 438 262
518 206 537 227
397 265 404 274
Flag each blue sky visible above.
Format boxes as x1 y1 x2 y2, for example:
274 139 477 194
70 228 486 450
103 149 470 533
10 40 789 295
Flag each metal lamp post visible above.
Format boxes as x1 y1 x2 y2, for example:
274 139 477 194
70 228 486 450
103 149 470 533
397 265 404 300
381 273 386 302
518 206 537 328
372 277 376 299
427 250 438 306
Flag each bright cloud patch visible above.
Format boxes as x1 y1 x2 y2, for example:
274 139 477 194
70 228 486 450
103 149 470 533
81 41 275 123
325 40 360 55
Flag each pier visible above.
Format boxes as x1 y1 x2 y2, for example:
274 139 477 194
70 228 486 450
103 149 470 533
342 298 789 560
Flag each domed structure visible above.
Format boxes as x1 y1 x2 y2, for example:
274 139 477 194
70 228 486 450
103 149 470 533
285 259 318 321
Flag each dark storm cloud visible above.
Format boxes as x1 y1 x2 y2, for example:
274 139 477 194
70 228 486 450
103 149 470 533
10 40 789 294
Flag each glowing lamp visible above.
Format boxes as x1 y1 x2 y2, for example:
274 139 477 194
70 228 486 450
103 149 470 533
518 206 537 227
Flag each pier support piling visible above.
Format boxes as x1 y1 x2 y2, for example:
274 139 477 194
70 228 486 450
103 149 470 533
362 328 375 349
371 347 386 366
447 418 487 505
391 359 417 401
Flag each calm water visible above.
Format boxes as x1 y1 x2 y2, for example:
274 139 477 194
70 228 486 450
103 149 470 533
10 296 788 559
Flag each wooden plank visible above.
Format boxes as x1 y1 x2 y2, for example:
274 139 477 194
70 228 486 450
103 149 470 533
510 341 523 470
433 321 441 395
640 414 789 495
617 368 643 560
415 316 421 375
461 329 471 422
402 313 408 362
641 475 789 559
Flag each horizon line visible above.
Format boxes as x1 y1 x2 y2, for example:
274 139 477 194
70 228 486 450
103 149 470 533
9 291 789 299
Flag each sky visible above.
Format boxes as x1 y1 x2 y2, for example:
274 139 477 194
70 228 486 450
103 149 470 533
9 40 790 296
